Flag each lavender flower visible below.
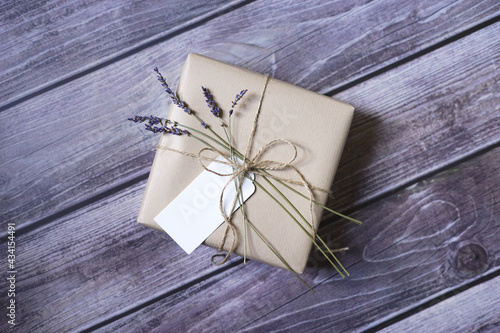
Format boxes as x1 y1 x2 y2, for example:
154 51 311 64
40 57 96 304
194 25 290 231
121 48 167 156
154 67 192 115
128 116 149 123
148 115 162 125
128 115 189 135
128 115 165 124
229 89 248 116
201 86 221 117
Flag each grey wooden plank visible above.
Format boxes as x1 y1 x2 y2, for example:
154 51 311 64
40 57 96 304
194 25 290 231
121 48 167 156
0 0 246 109
91 145 500 333
2 10 499 234
379 274 500 333
0 179 241 332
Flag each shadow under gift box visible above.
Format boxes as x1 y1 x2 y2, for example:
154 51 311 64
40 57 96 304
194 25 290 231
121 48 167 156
137 53 354 274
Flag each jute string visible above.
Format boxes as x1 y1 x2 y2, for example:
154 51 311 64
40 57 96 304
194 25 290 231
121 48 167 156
156 74 331 265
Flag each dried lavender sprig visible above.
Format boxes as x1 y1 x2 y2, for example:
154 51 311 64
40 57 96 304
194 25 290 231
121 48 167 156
128 115 167 125
129 116 232 155
128 115 189 135
201 86 221 117
225 89 248 151
154 68 225 132
229 89 248 116
149 124 189 135
159 75 226 142
154 67 192 115
128 116 148 123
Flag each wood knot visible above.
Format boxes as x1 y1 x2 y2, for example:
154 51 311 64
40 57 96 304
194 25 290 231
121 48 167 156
453 243 489 278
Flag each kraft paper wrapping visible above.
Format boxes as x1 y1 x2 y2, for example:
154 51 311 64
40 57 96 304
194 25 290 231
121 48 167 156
138 53 354 273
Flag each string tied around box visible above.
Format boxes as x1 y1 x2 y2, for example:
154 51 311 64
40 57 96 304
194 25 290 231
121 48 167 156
156 74 331 266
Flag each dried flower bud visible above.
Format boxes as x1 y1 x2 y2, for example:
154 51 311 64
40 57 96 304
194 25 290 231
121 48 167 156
154 67 192 115
202 86 221 117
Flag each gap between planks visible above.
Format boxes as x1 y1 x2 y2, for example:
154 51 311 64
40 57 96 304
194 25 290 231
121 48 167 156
80 259 245 333
362 266 500 332
0 0 258 113
325 14 500 97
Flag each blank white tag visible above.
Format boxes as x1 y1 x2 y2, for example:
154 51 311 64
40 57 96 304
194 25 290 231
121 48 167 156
154 157 256 254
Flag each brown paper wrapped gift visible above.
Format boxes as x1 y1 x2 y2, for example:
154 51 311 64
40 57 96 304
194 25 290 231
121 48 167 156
138 53 354 274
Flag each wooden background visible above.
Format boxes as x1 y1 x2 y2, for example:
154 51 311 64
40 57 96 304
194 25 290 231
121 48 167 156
1 0 499 332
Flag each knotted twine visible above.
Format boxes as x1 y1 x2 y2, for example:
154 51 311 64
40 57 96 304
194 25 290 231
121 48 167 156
156 74 331 266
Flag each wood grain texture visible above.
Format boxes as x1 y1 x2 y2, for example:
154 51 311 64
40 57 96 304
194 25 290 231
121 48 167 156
1 15 499 235
328 20 500 211
93 146 500 333
0 0 245 108
0 179 241 332
379 274 500 333
240 0 500 95
1 0 498 110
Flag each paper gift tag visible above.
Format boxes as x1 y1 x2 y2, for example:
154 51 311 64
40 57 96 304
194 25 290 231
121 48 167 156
155 157 256 254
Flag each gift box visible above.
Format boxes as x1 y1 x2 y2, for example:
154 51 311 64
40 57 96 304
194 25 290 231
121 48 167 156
137 53 354 273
